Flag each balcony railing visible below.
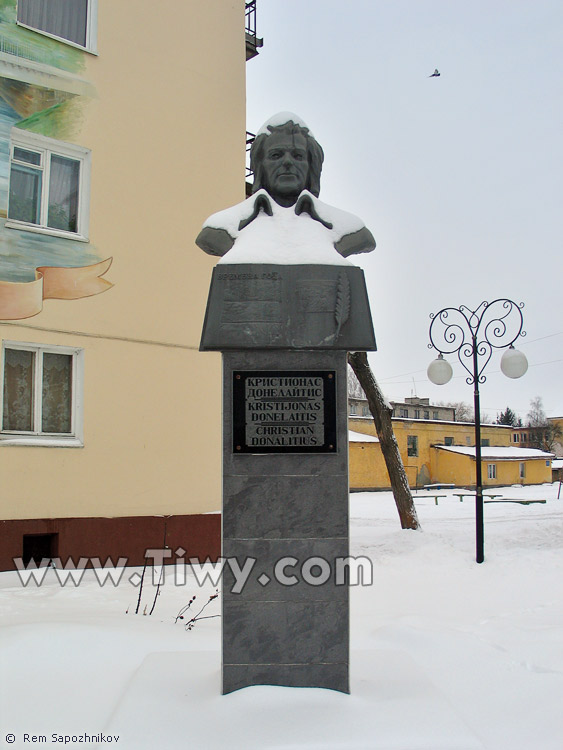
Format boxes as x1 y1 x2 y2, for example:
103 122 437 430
245 1 263 60
246 131 255 178
245 131 256 196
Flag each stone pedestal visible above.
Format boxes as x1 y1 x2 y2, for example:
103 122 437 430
201 263 375 694
222 349 349 693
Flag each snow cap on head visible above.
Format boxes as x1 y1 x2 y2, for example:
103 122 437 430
257 111 314 138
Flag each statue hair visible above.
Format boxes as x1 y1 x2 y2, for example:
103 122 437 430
250 121 324 198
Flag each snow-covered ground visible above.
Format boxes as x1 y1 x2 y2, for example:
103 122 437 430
1 483 562 749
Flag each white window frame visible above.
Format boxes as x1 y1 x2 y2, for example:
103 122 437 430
487 464 497 480
16 0 98 54
1 340 84 447
6 129 91 242
519 462 526 479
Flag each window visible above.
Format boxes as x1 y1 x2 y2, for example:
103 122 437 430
401 408 409 418
481 439 490 447
487 464 496 480
2 341 84 446
513 434 519 443
7 129 91 240
444 436 454 446
424 410 430 420
407 435 418 457
433 411 439 420
17 0 97 52
466 436 471 445
519 462 526 479
350 403 357 415
362 406 369 416
23 533 58 566
414 409 420 419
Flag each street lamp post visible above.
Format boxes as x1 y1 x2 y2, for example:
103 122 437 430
427 299 527 563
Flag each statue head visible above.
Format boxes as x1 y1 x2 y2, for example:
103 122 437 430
250 113 324 206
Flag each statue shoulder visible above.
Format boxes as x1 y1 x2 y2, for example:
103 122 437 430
195 192 270 256
305 194 376 257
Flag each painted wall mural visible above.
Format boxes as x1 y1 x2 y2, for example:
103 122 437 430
0 0 112 320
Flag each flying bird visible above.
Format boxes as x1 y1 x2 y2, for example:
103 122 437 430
429 69 440 77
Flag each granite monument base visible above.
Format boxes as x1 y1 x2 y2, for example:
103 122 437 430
222 349 349 694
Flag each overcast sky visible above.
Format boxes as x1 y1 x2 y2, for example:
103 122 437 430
246 0 563 422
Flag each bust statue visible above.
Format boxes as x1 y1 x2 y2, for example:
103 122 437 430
196 112 375 264
198 113 377 351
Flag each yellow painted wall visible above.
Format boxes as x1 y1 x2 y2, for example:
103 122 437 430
349 417 513 488
0 1 246 520
431 449 552 487
349 417 548 489
349 440 389 490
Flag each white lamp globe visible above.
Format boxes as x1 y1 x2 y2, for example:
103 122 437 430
500 346 528 379
427 354 453 385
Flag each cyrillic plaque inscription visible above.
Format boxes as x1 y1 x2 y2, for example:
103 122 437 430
233 371 337 453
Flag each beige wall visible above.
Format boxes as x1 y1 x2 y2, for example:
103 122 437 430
0 0 246 520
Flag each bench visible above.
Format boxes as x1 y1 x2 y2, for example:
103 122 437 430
454 493 502 502
415 494 447 505
483 498 546 505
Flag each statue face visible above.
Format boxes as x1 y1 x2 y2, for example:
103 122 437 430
261 132 309 205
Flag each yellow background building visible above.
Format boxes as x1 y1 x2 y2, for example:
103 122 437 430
349 417 553 490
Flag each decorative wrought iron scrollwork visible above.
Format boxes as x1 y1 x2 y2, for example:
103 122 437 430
428 299 525 385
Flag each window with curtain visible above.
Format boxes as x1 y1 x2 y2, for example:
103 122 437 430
407 435 418 457
2 343 83 444
7 131 90 239
17 0 96 51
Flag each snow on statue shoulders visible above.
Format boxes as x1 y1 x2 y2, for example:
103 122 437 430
203 189 366 266
195 112 375 265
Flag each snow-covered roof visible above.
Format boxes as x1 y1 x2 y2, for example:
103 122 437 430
435 445 555 460
349 430 379 443
552 458 563 469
